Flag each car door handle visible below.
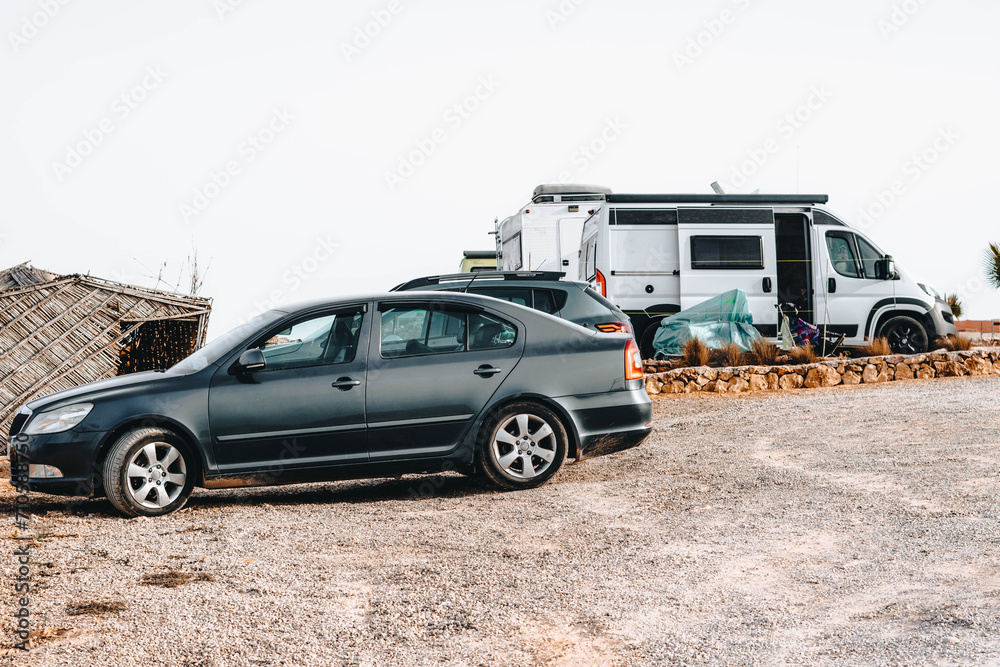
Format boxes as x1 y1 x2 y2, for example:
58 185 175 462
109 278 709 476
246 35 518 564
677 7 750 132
828 277 837 294
331 377 361 390
473 365 502 378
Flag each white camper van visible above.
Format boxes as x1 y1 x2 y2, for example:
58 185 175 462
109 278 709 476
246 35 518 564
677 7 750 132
497 184 611 276
577 193 957 357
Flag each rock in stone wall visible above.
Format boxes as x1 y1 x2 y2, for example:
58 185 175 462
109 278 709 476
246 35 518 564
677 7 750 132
642 348 1000 396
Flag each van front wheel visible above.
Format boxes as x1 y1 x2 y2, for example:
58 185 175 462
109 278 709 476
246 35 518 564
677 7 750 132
878 316 929 355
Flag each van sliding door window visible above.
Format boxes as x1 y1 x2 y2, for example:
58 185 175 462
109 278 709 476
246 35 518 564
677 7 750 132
690 236 764 270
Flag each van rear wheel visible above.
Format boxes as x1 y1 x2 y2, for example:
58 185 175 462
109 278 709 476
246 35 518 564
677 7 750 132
878 316 928 355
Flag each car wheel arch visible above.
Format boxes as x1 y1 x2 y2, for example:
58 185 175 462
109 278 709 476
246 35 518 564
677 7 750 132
95 416 206 489
476 393 581 461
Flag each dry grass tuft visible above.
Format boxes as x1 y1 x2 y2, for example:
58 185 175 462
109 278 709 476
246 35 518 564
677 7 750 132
711 342 746 368
857 337 892 357
933 335 973 352
747 338 780 366
682 337 710 367
787 344 820 365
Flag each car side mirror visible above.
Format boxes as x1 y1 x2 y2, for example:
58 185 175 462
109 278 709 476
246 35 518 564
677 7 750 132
875 256 895 280
237 349 266 372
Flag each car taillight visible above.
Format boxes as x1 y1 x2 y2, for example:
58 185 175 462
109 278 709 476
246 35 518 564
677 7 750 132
625 338 644 381
595 269 607 297
595 321 632 334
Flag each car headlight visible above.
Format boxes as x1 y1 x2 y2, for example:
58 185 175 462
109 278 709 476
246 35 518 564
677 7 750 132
24 403 93 435
917 283 941 300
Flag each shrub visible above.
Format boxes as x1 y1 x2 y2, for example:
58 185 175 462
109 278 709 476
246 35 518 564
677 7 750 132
787 344 819 365
944 294 963 319
747 338 780 366
933 335 973 351
857 337 891 357
682 337 710 367
711 343 746 368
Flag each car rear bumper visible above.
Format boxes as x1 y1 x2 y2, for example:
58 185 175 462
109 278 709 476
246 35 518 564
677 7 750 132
553 388 653 460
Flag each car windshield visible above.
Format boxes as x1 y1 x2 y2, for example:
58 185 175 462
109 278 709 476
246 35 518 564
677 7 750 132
170 311 285 374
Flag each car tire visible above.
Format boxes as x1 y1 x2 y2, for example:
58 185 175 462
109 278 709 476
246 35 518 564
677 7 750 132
878 315 929 355
639 324 661 361
477 402 568 489
102 428 195 517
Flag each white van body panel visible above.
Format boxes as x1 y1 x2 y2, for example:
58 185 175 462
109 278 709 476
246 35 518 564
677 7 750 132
497 185 610 275
577 195 955 356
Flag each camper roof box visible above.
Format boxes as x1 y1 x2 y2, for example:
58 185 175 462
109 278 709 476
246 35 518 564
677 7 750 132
531 184 612 204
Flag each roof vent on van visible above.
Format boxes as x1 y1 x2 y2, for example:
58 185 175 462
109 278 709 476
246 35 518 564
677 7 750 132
532 184 612 203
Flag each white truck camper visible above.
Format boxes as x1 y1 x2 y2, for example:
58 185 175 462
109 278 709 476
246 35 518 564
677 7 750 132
575 192 957 358
497 184 612 277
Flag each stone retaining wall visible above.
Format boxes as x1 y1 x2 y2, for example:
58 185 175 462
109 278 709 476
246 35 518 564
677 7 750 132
643 348 1000 396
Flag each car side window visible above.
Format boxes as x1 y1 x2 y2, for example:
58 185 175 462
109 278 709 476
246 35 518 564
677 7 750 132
826 233 861 278
255 308 364 370
472 287 531 307
380 307 467 358
469 313 517 350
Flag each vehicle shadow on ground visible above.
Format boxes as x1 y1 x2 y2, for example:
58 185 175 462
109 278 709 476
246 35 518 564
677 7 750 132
0 473 506 519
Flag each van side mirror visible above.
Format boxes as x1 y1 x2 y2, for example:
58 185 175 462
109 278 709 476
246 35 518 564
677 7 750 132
237 349 267 372
875 256 895 280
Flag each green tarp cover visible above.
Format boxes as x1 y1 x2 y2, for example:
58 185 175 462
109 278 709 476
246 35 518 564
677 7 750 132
652 289 764 358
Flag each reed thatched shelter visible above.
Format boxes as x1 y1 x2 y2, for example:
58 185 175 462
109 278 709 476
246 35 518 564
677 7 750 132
0 263 211 431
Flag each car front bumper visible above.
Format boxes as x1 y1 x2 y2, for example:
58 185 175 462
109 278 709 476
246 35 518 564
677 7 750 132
554 388 653 460
8 430 101 497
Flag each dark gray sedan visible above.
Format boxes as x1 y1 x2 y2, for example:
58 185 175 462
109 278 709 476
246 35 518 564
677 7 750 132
9 291 652 517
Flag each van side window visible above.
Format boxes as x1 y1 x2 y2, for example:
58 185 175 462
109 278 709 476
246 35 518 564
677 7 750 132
826 233 861 278
855 236 883 279
690 236 764 270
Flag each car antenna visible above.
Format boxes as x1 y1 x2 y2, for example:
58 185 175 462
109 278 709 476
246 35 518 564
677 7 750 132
461 270 484 293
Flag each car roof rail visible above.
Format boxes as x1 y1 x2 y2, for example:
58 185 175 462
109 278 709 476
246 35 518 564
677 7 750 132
391 271 567 291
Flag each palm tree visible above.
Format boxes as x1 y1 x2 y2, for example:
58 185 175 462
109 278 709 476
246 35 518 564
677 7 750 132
944 294 963 319
986 243 1000 289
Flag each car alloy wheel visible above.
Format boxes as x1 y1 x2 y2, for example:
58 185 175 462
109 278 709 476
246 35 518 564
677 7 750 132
478 402 568 489
103 428 195 517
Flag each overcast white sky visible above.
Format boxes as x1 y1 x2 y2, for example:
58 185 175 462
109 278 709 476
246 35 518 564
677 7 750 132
2 0 999 338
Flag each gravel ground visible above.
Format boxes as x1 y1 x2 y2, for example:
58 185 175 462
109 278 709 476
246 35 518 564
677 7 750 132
2 375 1000 666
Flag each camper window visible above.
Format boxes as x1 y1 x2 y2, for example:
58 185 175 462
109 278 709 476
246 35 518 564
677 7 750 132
690 236 764 270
